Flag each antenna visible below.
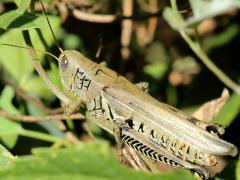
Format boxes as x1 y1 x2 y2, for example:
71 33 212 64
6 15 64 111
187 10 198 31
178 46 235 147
40 1 63 53
1 43 59 61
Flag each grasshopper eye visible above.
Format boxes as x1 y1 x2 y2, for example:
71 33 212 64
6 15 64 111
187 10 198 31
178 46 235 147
60 55 68 72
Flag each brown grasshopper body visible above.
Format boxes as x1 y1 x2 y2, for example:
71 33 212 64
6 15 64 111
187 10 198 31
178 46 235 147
59 50 238 179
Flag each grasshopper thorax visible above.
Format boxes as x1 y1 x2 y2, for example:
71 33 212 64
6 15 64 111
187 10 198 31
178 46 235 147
58 50 118 103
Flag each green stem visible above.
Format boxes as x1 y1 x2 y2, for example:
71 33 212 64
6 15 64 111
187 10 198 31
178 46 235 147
170 0 177 12
20 129 70 146
180 31 240 93
170 0 240 94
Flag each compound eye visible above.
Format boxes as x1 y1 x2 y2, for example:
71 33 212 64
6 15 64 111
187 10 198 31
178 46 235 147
60 55 68 72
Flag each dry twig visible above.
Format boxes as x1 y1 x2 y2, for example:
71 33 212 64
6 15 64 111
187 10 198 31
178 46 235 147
136 0 158 46
121 0 133 60
72 9 116 23
0 110 85 122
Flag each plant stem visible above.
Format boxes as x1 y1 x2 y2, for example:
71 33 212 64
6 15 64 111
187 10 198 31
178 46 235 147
170 0 177 12
180 31 240 93
170 0 240 94
20 129 68 145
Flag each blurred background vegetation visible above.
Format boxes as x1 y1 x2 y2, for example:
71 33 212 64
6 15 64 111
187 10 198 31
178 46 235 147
0 0 240 179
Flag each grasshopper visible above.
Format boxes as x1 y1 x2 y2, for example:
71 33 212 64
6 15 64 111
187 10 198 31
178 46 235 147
2 2 238 179
58 50 237 179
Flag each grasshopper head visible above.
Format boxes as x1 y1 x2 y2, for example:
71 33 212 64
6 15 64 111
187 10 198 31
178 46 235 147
59 50 85 90
58 50 92 100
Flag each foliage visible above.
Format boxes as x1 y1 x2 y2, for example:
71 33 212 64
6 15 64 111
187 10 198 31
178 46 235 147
0 141 194 180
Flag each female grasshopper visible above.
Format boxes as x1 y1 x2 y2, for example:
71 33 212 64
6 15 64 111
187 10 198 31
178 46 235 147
3 2 238 179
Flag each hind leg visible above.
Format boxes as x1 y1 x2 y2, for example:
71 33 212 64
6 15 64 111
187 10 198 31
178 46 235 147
191 168 210 180
63 98 83 115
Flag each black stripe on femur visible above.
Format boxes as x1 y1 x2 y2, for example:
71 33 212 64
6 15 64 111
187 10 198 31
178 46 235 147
142 147 151 156
121 132 182 167
163 157 169 163
134 142 142 150
191 169 208 180
158 155 163 161
170 159 181 167
151 152 157 159
127 138 134 143
139 145 147 154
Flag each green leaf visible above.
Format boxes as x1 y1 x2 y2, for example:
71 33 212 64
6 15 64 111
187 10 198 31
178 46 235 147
144 63 168 80
0 144 15 168
26 102 65 137
163 0 240 30
0 135 18 150
0 86 23 148
213 93 240 127
63 34 82 50
25 75 56 100
0 142 194 179
1 12 41 30
48 62 62 90
0 117 23 148
145 42 168 64
14 0 31 12
203 24 240 52
0 86 20 115
162 7 185 30
25 59 61 100
0 0 35 30
189 0 212 19
143 42 169 80
0 10 23 30
0 30 34 83
0 15 60 91
187 0 240 27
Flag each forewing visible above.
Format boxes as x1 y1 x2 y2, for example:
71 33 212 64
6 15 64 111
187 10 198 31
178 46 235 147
102 77 237 157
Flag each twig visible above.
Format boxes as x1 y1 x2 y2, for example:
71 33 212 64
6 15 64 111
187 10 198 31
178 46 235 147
147 0 158 43
68 8 163 22
43 2 116 23
64 131 82 144
136 0 158 46
72 9 116 23
0 110 85 122
56 2 68 22
121 0 133 60
138 0 154 13
35 1 163 23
